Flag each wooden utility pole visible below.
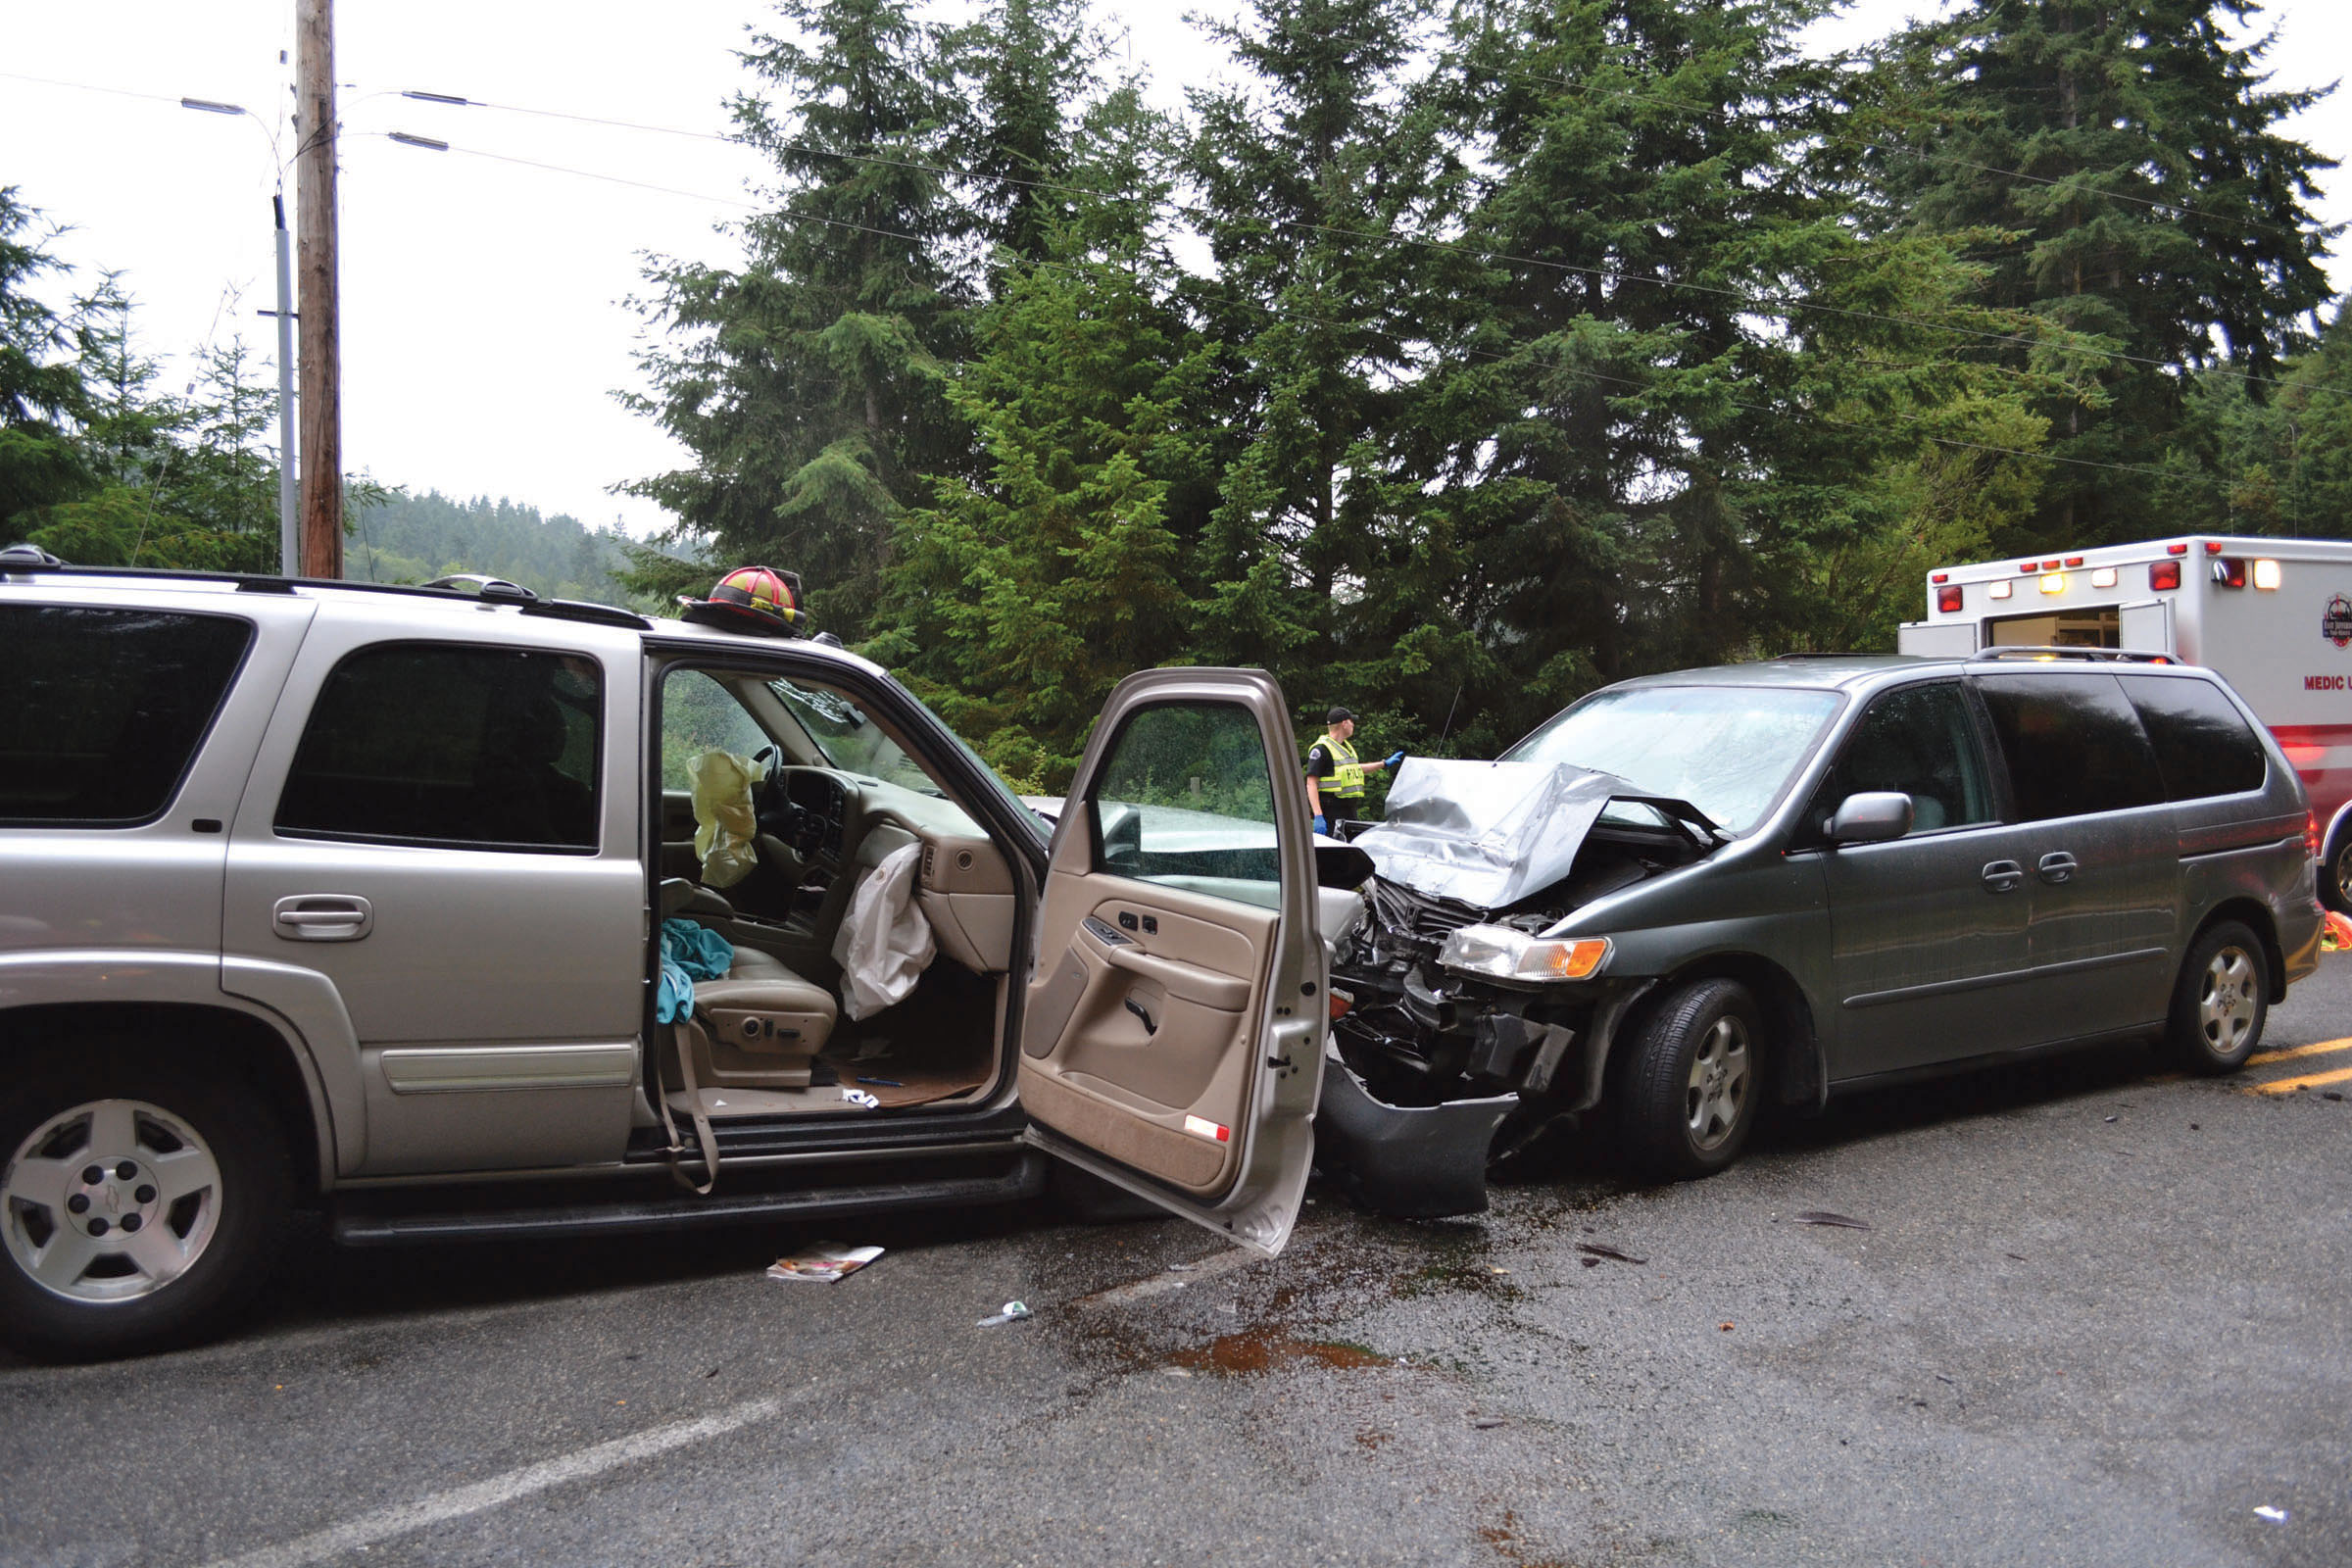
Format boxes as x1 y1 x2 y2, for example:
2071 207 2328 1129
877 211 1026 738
295 0 343 578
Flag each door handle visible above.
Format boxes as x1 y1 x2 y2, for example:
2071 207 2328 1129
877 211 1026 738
2037 852 2078 884
1981 860 2025 894
272 894 373 941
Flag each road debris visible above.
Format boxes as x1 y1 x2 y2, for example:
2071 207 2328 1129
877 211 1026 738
1470 1416 1506 1430
2254 1505 2289 1523
1576 1243 1646 1265
841 1088 880 1108
976 1300 1033 1326
766 1243 883 1282
1793 1210 1871 1230
1719 1322 1735 1332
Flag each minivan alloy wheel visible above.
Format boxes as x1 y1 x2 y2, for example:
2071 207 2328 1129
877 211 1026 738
2 1099 222 1304
1686 1016 1751 1152
2197 945 2261 1057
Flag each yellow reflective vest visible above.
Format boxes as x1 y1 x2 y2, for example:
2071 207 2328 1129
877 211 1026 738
1318 734 1366 801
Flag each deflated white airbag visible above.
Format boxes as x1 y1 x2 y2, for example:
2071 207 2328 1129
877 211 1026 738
832 840 937 1020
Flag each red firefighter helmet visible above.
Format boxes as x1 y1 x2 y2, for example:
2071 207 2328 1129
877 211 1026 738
678 565 810 636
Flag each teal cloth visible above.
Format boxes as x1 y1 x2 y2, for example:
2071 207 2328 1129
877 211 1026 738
658 918 735 1023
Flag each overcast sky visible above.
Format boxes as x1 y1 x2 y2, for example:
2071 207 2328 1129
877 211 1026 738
4 0 2346 541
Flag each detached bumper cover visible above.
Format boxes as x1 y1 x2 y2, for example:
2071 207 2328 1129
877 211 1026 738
1314 1056 1515 1219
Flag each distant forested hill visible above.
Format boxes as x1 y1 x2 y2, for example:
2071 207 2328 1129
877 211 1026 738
347 490 650 604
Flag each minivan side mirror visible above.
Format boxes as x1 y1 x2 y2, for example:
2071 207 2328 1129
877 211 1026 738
1824 791 1914 845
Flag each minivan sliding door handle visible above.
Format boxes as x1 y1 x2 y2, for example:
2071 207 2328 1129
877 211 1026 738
1981 860 2025 894
2037 852 2078 884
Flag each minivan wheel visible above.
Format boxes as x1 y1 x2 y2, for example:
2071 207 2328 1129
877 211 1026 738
1614 979 1762 1182
0 1051 289 1360
2168 921 2269 1075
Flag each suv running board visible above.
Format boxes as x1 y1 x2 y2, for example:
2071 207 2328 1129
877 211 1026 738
331 1153 1049 1247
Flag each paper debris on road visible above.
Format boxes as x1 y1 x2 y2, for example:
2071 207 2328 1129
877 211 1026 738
765 1243 884 1282
842 1088 880 1108
977 1300 1033 1327
1792 1210 1871 1230
2254 1505 2289 1523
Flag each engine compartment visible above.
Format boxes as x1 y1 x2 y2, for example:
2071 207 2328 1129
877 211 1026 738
1330 810 1711 1109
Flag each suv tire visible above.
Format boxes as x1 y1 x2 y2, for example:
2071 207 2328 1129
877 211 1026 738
2168 920 2269 1075
1615 979 1762 1182
0 1047 290 1360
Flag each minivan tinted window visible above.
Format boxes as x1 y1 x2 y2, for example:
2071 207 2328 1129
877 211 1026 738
2119 675 2268 801
276 644 602 851
1975 672 2163 821
1815 681 1994 834
0 605 252 825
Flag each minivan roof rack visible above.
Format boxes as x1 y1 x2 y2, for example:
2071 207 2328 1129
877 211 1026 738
1968 646 2179 664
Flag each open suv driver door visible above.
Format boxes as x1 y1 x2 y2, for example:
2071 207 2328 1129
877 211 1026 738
1018 669 1326 1255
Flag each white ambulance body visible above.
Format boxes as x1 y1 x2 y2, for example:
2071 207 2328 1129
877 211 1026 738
1898 534 2352 904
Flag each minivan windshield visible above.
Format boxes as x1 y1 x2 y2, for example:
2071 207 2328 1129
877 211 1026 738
1504 685 1842 833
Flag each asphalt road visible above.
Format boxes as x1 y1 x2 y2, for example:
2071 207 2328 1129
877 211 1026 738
5 962 2349 1567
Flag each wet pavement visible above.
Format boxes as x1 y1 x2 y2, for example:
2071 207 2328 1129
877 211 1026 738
3 961 2349 1567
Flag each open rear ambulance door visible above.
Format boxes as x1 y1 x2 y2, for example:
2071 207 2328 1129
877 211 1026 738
2119 598 2176 657
1017 668 1326 1255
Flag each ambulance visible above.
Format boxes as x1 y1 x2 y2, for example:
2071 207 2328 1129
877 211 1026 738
1898 534 2352 908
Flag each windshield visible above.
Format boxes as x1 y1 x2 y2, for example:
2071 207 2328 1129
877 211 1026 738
1504 685 1842 833
767 678 944 799
766 677 1037 830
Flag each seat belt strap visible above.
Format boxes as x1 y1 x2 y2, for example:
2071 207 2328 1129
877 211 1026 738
656 1019 721 1195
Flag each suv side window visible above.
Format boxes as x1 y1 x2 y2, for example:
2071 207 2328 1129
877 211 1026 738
1093 702 1281 906
1815 681 1993 835
275 643 603 852
0 605 252 826
1975 672 2163 821
2118 674 2268 801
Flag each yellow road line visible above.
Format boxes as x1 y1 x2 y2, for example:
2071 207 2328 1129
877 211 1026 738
2248 1064 2352 1096
2245 1036 2352 1068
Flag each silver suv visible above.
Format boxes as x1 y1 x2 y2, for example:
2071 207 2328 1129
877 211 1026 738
0 557 1348 1357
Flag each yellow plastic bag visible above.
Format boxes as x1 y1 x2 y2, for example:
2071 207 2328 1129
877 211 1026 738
687 749 767 889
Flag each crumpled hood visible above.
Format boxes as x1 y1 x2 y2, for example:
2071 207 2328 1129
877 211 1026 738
1351 758 1627 909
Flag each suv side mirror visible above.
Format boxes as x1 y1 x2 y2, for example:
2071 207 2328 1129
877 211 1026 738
1824 791 1914 845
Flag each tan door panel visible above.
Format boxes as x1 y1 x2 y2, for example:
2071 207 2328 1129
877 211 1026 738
1019 874 1279 1196
1016 669 1325 1256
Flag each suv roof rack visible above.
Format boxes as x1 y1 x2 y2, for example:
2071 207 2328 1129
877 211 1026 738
1968 646 2178 664
1 556 651 630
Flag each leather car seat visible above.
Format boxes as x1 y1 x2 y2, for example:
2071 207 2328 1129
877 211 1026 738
658 879 839 1089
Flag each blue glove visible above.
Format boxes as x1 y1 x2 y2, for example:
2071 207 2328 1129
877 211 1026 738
1312 814 1329 835
1385 750 1406 769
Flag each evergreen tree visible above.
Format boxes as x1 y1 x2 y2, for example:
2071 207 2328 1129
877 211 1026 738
1868 0 2336 546
624 0 975 633
0 188 93 530
1182 0 1463 703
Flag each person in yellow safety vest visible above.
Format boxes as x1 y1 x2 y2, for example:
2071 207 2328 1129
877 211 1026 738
1304 707 1405 836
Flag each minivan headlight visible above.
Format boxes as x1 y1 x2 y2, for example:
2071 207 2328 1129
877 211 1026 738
1438 924 1611 982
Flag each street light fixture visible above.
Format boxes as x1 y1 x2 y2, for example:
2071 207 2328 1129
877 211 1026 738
179 96 299 578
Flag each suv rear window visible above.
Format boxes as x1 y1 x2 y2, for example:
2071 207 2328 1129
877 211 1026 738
2119 675 2268 801
0 605 252 826
275 643 603 852
1975 672 2163 821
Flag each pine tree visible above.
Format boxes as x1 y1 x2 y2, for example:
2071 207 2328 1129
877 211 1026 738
0 188 94 531
1182 0 1462 706
1869 0 2336 546
624 0 976 634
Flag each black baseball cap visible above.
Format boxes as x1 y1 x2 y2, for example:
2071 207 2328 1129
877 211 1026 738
1327 706 1355 724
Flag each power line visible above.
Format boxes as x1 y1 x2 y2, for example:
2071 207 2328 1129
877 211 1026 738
381 131 2167 483
384 84 2309 390
14 65 2311 388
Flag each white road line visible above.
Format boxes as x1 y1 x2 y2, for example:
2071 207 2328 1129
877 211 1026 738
197 1396 787 1568
1077 1246 1263 1307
